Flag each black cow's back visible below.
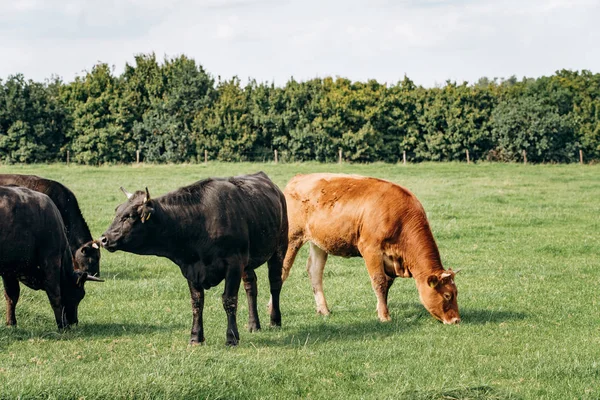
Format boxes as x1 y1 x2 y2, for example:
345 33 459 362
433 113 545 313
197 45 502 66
0 187 68 287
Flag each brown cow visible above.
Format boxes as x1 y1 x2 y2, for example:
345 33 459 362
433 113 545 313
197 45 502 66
277 173 460 324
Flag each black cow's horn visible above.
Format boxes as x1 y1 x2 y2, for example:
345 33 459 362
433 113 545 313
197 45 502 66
86 275 104 282
144 187 151 203
120 186 133 199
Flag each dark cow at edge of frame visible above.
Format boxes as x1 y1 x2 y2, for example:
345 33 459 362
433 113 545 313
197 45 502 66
0 186 103 328
278 173 461 325
0 174 101 276
100 171 288 346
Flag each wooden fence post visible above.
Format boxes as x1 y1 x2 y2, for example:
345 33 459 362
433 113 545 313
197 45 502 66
204 150 208 164
338 148 342 164
580 149 583 165
466 149 470 164
136 150 140 164
523 150 527 165
274 149 278 164
66 150 70 166
403 151 406 165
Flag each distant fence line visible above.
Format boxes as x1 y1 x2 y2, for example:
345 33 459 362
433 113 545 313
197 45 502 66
59 148 592 166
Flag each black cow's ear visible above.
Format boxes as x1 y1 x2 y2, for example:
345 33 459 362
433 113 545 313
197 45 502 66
141 204 154 223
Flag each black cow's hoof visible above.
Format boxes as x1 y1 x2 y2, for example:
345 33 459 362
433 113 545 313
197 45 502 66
225 339 239 347
248 322 261 332
270 318 282 327
189 338 205 346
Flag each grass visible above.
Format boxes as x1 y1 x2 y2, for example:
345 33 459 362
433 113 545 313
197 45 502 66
0 162 599 399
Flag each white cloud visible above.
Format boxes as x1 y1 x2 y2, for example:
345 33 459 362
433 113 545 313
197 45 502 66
0 0 599 87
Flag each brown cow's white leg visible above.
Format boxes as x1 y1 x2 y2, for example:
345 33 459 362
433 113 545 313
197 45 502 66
307 242 330 315
3 276 20 326
362 250 392 322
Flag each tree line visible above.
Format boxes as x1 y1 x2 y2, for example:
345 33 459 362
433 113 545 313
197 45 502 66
1 53 599 164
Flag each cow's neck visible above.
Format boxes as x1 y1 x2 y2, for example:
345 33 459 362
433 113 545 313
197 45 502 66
145 201 204 264
403 229 445 281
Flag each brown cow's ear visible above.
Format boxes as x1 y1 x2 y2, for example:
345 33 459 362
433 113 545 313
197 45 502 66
427 275 440 288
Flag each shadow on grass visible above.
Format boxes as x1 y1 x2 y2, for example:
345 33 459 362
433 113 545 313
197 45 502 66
0 321 171 349
253 303 529 347
403 385 517 400
461 308 528 324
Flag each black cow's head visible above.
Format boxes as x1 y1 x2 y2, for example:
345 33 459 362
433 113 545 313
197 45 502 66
73 240 101 276
100 187 155 254
63 271 104 326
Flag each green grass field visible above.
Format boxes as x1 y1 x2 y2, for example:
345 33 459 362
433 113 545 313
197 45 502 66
0 162 599 399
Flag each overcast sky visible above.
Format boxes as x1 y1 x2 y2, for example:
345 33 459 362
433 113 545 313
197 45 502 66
1 0 599 87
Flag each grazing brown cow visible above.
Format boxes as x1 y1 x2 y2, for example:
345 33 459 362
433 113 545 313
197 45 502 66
278 173 460 324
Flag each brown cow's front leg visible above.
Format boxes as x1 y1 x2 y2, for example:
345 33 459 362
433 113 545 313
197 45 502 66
223 262 242 346
362 250 392 322
307 242 330 315
3 276 20 326
188 280 205 345
242 269 261 332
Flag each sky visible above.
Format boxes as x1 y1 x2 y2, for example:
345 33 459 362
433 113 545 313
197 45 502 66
1 0 599 87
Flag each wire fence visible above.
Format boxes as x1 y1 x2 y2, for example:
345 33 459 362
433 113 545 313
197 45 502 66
58 148 594 166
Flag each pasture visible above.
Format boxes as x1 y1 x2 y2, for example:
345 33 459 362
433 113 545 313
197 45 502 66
0 162 599 399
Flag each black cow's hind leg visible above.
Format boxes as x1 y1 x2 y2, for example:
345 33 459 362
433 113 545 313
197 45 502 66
223 260 242 346
267 252 284 327
188 280 205 345
243 269 261 332
3 276 20 326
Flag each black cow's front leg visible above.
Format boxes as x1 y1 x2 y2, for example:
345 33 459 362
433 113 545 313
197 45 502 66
223 262 242 346
3 276 20 326
187 280 205 345
243 269 261 332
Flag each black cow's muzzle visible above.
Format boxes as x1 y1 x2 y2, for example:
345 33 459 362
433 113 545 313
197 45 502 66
99 235 117 252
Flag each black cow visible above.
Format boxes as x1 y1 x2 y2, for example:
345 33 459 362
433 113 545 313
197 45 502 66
0 186 102 328
100 172 288 346
0 174 101 276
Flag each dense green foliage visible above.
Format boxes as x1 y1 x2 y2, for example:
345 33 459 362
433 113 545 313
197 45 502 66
0 163 599 399
1 54 599 164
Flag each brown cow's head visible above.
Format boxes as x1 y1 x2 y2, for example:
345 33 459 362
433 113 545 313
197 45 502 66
418 269 460 324
99 187 155 254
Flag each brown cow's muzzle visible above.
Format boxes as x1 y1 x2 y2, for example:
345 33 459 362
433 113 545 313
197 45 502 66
443 317 461 325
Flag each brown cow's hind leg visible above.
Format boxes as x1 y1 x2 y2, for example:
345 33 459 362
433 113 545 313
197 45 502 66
307 242 330 315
